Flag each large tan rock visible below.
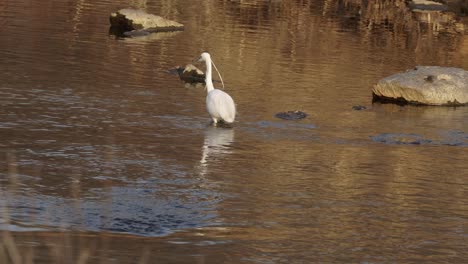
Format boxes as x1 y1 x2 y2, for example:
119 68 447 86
109 8 184 33
373 66 468 105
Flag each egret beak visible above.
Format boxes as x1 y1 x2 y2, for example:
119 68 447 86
192 56 203 64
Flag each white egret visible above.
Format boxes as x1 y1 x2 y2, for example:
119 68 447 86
198 52 236 125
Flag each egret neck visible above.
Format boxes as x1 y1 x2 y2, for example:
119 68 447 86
204 59 215 92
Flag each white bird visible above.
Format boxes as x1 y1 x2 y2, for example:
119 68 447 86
198 52 236 125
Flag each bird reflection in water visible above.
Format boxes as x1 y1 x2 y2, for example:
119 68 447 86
198 126 235 178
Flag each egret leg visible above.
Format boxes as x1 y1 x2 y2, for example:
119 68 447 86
212 118 218 125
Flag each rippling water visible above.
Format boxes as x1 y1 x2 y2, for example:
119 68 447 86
1 0 468 262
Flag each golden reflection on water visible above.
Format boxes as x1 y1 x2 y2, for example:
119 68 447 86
0 0 468 263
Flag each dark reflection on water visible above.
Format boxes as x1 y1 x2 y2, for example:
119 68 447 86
1 0 468 262
5 186 220 236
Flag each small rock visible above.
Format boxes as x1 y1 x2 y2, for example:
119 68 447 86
109 8 184 36
275 111 308 120
373 66 468 105
410 0 448 11
169 64 206 83
180 64 205 83
352 105 367 110
371 133 432 145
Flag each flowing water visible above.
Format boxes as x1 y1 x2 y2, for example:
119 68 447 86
1 0 468 263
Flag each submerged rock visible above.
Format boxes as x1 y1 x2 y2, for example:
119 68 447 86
109 8 184 36
352 105 368 110
169 64 206 83
371 133 432 145
275 111 308 120
120 31 181 41
373 66 468 105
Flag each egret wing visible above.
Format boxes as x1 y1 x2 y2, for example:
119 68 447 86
206 89 236 123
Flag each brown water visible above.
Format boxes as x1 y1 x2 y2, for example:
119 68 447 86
1 0 468 263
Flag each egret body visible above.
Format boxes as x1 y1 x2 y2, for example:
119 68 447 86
198 52 236 124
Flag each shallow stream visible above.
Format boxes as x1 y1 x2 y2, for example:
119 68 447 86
1 0 468 262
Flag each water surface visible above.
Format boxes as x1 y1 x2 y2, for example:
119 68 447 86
1 0 468 263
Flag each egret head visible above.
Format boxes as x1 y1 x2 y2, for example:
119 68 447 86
194 52 225 90
198 52 211 62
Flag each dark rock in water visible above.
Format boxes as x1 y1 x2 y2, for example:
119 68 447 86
109 8 184 37
371 133 432 145
275 111 308 120
441 130 468 146
179 64 205 83
373 66 468 106
372 131 468 146
352 105 367 110
169 64 206 83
